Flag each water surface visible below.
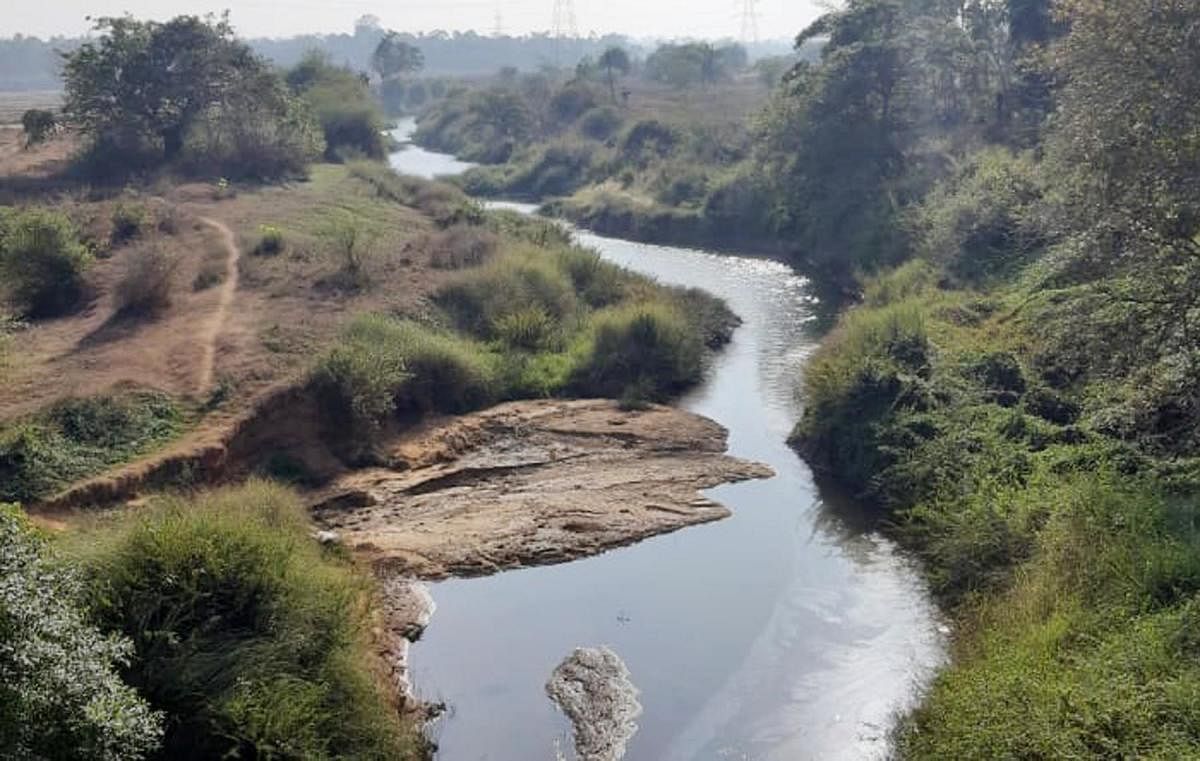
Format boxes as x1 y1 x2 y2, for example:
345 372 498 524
389 127 945 761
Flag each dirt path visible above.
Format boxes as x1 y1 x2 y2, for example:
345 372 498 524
195 216 240 393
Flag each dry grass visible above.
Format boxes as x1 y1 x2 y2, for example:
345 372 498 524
0 91 62 125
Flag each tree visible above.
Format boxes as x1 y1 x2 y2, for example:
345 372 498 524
371 31 424 81
20 108 56 148
63 15 268 163
0 504 162 759
598 46 631 103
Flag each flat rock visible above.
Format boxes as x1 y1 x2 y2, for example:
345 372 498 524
312 399 774 579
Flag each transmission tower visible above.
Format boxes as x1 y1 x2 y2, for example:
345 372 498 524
551 0 578 40
738 0 760 44
492 3 505 37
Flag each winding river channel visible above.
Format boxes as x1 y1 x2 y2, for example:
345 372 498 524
389 119 945 761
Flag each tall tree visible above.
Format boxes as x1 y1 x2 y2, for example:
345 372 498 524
597 46 631 103
371 31 424 81
62 14 265 161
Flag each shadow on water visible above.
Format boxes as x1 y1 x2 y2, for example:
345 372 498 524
390 124 945 761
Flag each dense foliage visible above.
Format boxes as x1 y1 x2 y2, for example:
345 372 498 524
63 15 322 179
0 207 92 318
787 0 1200 755
0 391 183 504
1 504 162 759
73 482 420 760
310 196 735 450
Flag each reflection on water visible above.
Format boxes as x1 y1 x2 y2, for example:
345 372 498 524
390 128 945 761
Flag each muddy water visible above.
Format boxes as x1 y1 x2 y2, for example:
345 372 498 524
389 124 945 760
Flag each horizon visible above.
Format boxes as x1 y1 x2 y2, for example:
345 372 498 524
1 1 823 42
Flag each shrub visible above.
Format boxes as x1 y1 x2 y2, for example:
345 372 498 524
20 108 57 148
110 203 148 245
425 225 499 269
0 504 162 759
620 120 679 164
115 248 178 317
311 316 498 437
0 392 183 504
304 81 387 161
0 208 92 318
791 300 931 502
253 225 285 256
911 149 1044 282
72 482 419 760
550 84 598 125
180 91 324 180
569 301 703 399
579 106 623 141
320 213 376 290
436 249 579 339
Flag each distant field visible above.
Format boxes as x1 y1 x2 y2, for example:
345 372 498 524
0 91 63 124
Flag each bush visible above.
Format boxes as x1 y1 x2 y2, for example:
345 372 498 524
791 300 931 502
110 204 148 245
911 149 1044 282
569 301 703 400
320 213 376 290
0 392 183 504
181 91 323 180
289 53 387 161
425 225 499 269
579 106 623 141
620 120 679 164
20 108 57 147
436 249 579 340
115 248 178 317
0 208 92 319
0 504 162 759
72 482 419 760
253 225 285 256
311 316 497 438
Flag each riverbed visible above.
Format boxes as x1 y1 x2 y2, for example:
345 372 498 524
389 119 945 761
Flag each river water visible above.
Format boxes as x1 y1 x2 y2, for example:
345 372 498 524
388 120 945 761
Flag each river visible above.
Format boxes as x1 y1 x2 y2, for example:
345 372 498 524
388 119 945 761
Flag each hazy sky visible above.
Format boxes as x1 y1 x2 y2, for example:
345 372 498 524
4 0 825 41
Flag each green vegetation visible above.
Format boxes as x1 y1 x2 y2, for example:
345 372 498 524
309 204 735 449
110 203 148 245
64 15 323 180
20 108 57 147
70 481 421 760
253 225 285 256
0 391 183 504
1 504 163 760
0 207 92 319
786 0 1200 755
288 51 387 161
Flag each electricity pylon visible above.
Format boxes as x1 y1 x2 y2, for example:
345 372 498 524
739 0 760 44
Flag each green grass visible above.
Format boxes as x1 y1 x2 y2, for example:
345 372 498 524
68 481 422 761
312 229 736 448
795 259 1200 758
0 391 184 504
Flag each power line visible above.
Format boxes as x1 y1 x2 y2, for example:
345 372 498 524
738 0 759 44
